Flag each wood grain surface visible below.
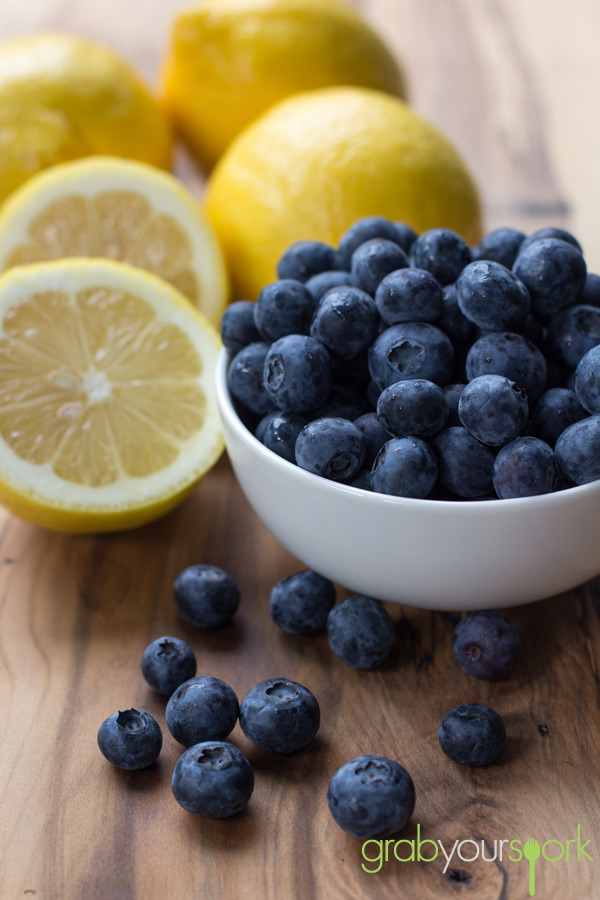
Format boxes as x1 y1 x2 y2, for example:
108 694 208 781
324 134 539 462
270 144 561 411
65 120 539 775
1 2 600 899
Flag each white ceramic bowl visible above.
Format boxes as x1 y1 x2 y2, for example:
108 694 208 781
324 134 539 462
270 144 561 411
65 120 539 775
215 349 600 610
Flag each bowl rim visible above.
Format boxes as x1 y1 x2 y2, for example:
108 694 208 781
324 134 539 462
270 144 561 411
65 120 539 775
215 347 600 514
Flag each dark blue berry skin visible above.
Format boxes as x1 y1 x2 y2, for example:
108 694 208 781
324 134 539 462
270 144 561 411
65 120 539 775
172 741 254 818
519 227 582 256
392 222 419 253
466 331 547 403
530 388 587 447
262 412 307 463
174 565 240 628
493 436 557 498
348 469 373 491
581 273 600 308
166 676 239 746
337 216 401 270
305 269 351 303
255 410 279 443
513 238 587 317
546 305 600 370
374 267 443 325
312 385 369 421
141 636 197 696
97 709 162 770
459 374 529 446
376 379 448 438
327 595 395 669
409 228 471 286
310 286 380 358
295 417 366 481
454 610 520 680
239 678 320 753
555 416 600 484
456 261 531 331
438 283 478 345
443 384 466 427
368 322 454 390
269 570 336 635
574 345 600 413
263 334 332 412
327 756 415 839
432 427 495 498
439 704 506 766
276 240 337 282
471 227 526 269
220 301 262 354
353 412 392 466
254 279 316 340
349 239 408 295
370 437 438 498
228 342 276 416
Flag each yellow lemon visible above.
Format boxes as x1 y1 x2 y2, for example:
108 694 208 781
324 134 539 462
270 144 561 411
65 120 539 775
162 0 405 170
0 259 223 533
206 87 483 300
0 33 172 203
0 157 229 324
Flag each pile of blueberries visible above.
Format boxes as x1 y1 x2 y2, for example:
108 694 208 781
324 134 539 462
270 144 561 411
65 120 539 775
98 563 519 839
223 218 600 499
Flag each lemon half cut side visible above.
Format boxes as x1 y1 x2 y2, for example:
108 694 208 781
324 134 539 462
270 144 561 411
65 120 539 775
0 259 224 532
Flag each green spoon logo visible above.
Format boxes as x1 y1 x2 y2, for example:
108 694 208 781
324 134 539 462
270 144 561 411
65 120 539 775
523 838 541 895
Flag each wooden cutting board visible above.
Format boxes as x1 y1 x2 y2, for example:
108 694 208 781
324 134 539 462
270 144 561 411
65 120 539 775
1 2 599 898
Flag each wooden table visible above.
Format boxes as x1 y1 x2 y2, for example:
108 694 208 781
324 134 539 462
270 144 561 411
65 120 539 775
1 2 600 898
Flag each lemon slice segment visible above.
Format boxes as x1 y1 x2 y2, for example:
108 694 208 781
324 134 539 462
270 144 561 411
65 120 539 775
0 259 224 532
0 156 229 325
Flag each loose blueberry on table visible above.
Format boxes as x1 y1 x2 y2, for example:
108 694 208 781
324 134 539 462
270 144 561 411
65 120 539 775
453 610 520 680
438 703 506 767
239 677 320 753
166 676 240 746
174 564 240 628
141 635 197 696
172 741 254 818
97 708 162 770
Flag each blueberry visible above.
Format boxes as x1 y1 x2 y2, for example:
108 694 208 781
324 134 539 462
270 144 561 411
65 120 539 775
530 388 587 447
409 228 471 285
456 261 530 331
97 709 162 770
255 410 279 443
172 741 254 817
574 345 600 413
269 570 336 634
438 704 506 766
432 426 495 498
327 755 415 839
220 301 262 354
546 305 600 370
349 239 408 295
174 564 240 628
353 412 392 466
239 678 320 753
581 273 600 308
442 384 466 427
295 417 365 481
374 267 443 325
438 283 478 344
254 279 316 340
392 222 419 253
312 385 369 421
305 269 351 303
493 436 557 498
310 286 380 358
519 227 582 255
377 379 448 437
166 676 239 746
327 595 395 669
347 468 373 491
470 227 526 268
459 374 529 446
277 240 337 282
337 216 402 270
513 238 587 317
368 322 454 390
227 342 276 416
453 610 520 680
466 331 547 403
555 416 600 484
264 334 332 412
371 437 438 498
141 636 197 696
262 412 307 463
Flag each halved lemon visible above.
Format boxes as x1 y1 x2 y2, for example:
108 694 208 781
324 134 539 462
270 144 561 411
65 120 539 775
0 156 229 325
0 259 224 532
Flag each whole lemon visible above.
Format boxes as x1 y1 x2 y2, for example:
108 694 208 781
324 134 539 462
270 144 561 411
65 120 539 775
162 0 405 170
0 33 172 203
205 87 483 300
